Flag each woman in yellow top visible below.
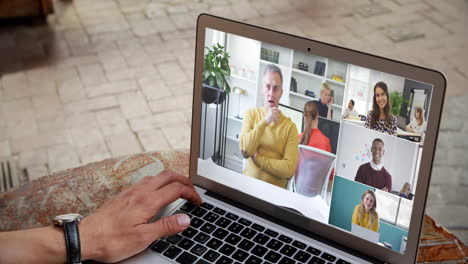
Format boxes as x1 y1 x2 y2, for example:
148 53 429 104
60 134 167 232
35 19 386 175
352 189 379 232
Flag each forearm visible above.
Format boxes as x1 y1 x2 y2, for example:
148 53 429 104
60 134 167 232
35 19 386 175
253 154 296 179
0 226 66 264
0 217 100 264
240 120 267 157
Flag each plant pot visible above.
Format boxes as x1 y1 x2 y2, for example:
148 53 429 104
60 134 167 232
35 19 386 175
202 83 226 104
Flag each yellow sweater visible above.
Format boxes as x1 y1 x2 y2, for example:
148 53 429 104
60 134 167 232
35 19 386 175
352 205 379 232
239 107 298 188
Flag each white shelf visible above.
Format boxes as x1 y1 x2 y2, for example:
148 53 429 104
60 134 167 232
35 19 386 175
325 78 345 86
226 135 240 142
289 92 342 109
228 116 243 123
289 91 318 101
231 74 256 84
259 59 285 68
291 68 323 80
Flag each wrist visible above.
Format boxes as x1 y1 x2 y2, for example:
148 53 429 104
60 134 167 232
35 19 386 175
80 216 102 261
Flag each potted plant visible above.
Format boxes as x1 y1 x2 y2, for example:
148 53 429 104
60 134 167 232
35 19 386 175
390 91 406 116
202 43 231 104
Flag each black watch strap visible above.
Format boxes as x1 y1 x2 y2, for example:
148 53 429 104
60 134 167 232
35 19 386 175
63 220 81 264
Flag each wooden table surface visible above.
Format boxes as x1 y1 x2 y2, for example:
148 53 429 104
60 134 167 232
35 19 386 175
0 151 466 263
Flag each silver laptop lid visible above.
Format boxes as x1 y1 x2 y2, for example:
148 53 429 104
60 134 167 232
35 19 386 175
189 14 446 264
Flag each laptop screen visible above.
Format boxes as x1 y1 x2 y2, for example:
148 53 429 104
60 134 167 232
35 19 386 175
197 27 432 255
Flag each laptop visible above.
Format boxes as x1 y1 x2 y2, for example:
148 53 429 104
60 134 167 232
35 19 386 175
123 14 446 264
351 224 380 244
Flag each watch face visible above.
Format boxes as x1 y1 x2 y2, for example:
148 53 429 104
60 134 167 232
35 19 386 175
54 213 83 223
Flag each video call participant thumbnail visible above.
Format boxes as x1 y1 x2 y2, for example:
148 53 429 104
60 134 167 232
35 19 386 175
239 64 298 188
352 189 380 232
365 81 397 136
316 83 333 120
355 138 392 192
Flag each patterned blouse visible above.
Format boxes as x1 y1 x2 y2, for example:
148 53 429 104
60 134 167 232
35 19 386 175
364 111 397 136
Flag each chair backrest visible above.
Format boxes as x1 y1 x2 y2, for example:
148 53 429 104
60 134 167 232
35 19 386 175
294 145 336 198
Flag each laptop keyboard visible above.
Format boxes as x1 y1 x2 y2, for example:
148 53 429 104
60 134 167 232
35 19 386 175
151 202 352 264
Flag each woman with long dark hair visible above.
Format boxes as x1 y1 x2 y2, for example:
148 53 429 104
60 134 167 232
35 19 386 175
364 82 397 136
352 189 379 232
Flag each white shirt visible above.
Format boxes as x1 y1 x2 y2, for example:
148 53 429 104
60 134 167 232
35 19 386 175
343 107 358 119
370 160 384 171
408 118 426 135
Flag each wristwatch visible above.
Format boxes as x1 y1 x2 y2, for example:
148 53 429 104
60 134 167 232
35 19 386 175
54 213 84 264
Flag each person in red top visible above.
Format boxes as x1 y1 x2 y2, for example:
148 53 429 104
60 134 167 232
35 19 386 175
298 101 332 152
298 101 334 181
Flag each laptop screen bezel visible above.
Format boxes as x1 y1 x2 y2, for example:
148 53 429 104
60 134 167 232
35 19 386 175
189 14 446 264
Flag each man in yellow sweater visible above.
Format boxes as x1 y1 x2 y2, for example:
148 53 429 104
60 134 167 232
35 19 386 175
239 64 298 188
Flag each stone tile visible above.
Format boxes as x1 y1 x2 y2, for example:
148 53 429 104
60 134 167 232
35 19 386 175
427 184 468 206
11 130 72 153
447 148 468 166
354 3 393 18
145 3 169 18
161 124 191 150
130 19 159 37
25 165 49 180
76 141 111 165
54 55 100 69
385 26 426 43
105 132 142 157
117 0 148 14
6 112 39 139
69 125 105 148
425 204 468 229
162 37 192 52
124 52 155 68
170 82 193 96
156 61 189 85
78 63 107 87
148 94 193 113
106 65 158 82
32 95 63 121
95 109 130 136
54 66 80 85
58 78 86 103
138 77 172 100
26 66 55 82
47 144 81 173
19 149 48 168
0 140 11 158
118 91 151 119
84 79 138 98
230 3 261 21
137 129 172 152
169 13 198 30
430 166 462 185
64 29 90 46
1 72 30 99
88 96 119 112
129 111 186 131
38 114 67 133
98 50 127 71
85 21 130 36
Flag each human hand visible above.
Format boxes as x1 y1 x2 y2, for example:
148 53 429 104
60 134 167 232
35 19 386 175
328 97 334 107
265 107 280 125
80 170 202 263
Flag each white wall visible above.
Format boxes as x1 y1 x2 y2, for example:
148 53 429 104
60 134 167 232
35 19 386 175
335 121 419 193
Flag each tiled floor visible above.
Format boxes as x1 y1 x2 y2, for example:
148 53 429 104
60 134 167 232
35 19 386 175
0 0 467 243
